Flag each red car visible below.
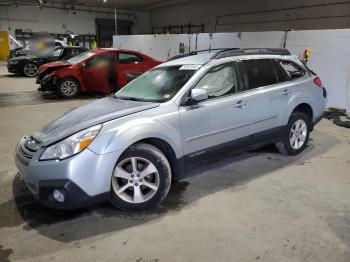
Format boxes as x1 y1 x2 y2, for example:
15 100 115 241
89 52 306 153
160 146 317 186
36 49 162 98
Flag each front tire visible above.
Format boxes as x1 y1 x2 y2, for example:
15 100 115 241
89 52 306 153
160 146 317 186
23 63 38 77
110 143 172 211
275 112 311 155
57 77 80 98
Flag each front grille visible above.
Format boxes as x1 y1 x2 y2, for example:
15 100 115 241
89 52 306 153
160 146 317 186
16 136 40 165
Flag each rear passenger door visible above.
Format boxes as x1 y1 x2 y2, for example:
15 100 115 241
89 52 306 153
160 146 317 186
240 58 291 140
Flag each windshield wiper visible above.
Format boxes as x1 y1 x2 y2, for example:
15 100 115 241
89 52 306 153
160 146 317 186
114 95 164 103
114 95 141 101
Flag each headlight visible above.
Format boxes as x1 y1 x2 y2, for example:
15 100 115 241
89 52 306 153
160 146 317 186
9 60 18 64
40 124 102 160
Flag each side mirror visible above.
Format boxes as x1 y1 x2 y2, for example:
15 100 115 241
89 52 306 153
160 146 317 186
190 88 208 102
81 62 86 68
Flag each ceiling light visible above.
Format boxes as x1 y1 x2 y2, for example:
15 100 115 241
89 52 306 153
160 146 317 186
103 0 108 2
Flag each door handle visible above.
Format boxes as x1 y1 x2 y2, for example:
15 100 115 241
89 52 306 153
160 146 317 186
282 89 292 96
234 100 248 108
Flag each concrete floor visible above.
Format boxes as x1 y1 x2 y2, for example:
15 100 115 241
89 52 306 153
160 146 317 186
0 62 350 262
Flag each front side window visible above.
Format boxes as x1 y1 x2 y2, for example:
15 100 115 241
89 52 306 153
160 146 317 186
194 63 240 99
115 66 197 102
86 53 114 68
119 53 144 64
242 59 278 89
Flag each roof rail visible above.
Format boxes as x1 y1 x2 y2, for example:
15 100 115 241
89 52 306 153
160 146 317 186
211 48 291 59
167 48 237 61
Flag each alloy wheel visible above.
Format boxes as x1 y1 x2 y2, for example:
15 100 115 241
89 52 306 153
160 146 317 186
23 63 38 77
112 157 160 204
61 80 77 97
289 119 308 150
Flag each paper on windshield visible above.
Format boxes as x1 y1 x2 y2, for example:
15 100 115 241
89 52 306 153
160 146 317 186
179 64 201 70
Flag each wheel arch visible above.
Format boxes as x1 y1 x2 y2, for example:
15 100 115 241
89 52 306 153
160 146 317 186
126 137 183 180
292 103 313 121
58 75 80 85
54 67 84 90
281 91 316 129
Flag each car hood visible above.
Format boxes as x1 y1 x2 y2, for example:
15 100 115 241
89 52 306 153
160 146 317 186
9 55 32 61
32 97 160 146
9 53 44 61
38 61 70 74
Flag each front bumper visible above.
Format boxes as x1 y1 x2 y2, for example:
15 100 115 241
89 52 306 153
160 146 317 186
15 136 119 209
7 63 21 74
35 179 109 209
36 74 58 92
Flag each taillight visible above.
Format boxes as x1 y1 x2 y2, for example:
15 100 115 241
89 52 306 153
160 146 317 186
313 76 323 88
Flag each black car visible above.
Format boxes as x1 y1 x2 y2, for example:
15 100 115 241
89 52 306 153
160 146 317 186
9 40 67 59
7 46 88 77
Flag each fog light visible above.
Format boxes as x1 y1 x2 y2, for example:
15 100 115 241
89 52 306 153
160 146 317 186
53 189 65 203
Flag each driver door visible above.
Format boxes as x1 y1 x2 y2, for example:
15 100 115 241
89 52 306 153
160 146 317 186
179 62 251 163
81 52 114 94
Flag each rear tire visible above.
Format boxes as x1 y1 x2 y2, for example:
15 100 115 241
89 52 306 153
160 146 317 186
57 77 80 98
110 143 172 211
275 112 311 155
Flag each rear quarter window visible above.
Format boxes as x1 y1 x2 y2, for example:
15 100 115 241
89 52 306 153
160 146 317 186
279 60 307 80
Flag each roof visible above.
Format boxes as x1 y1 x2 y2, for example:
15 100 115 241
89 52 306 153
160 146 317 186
160 48 293 67
160 52 215 67
66 46 87 49
94 48 142 53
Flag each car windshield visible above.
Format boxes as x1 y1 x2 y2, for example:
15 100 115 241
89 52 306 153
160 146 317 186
115 66 198 102
67 51 95 64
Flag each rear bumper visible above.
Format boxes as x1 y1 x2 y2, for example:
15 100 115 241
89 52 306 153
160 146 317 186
322 87 327 98
312 88 327 129
313 112 324 128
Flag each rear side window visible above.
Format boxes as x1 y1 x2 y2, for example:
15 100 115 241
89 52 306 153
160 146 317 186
242 59 278 89
195 62 241 99
279 60 306 80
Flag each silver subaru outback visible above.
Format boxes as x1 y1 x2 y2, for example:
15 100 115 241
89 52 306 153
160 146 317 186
15 48 327 210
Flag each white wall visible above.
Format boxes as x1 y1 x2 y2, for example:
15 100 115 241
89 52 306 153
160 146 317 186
151 0 350 33
114 29 350 111
0 5 151 37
